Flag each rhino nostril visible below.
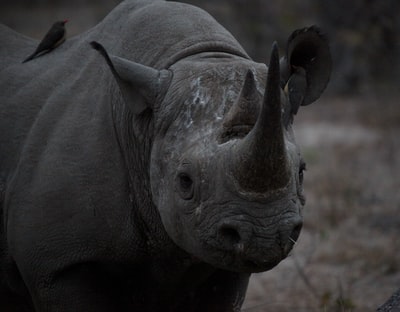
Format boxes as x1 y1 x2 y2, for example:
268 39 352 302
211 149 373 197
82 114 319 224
218 223 241 246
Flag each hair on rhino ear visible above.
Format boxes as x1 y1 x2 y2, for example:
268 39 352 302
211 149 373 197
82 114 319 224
90 41 171 115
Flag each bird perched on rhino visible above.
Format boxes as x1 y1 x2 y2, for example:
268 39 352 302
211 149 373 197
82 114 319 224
22 20 68 63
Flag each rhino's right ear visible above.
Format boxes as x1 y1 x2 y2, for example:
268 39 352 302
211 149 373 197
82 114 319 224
90 41 171 115
280 26 332 108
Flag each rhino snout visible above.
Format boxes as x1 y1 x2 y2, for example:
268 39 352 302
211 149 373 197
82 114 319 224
216 217 302 254
212 214 302 271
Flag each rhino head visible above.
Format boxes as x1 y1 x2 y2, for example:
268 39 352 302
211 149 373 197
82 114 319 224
91 26 331 273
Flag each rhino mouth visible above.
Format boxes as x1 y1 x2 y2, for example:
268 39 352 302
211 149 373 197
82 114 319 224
201 230 286 273
214 244 285 273
243 258 282 272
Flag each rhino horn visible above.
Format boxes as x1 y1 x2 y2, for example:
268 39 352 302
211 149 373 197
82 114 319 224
222 70 259 135
232 42 289 193
90 41 171 114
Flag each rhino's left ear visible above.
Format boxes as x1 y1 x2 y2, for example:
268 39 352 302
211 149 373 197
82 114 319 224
280 26 332 110
90 41 171 115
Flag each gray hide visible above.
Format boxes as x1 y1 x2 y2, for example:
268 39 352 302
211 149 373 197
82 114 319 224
0 0 331 311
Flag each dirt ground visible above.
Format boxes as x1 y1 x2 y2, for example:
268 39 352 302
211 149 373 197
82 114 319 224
243 95 400 311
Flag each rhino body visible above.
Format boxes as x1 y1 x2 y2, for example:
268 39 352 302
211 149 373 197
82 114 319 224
0 0 331 311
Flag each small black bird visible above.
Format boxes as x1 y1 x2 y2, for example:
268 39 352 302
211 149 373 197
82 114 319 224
22 20 68 63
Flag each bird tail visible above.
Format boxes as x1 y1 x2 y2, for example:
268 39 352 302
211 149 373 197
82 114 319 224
22 53 36 63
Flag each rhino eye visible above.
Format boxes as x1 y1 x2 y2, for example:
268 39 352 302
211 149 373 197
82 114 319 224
177 173 194 200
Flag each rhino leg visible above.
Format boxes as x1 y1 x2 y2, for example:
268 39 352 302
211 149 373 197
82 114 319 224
25 263 138 311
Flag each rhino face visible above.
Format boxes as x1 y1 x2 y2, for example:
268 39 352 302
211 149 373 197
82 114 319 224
150 49 305 273
92 26 331 273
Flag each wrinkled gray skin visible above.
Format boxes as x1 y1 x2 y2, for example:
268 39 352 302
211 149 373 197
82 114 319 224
0 0 331 311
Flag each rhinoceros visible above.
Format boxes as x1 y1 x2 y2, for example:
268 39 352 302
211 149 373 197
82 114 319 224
0 0 331 311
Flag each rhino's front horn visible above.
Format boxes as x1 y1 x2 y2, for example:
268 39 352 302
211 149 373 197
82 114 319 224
232 42 289 193
91 41 171 114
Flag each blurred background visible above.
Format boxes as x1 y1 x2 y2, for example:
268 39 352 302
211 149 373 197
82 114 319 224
1 0 399 311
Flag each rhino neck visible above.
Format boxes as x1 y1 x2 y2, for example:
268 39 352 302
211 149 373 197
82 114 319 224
109 83 159 226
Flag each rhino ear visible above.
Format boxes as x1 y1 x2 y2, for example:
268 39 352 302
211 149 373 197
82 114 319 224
90 41 171 114
280 26 332 109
